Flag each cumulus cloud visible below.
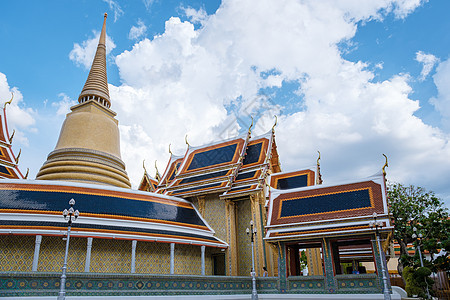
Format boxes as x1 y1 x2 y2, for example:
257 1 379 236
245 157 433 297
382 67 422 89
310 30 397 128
430 58 450 131
69 32 116 69
51 93 77 116
183 6 208 24
0 72 36 146
107 0 449 206
416 51 438 81
129 20 147 40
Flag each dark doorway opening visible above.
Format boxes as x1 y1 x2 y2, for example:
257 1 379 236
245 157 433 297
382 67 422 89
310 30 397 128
212 253 226 275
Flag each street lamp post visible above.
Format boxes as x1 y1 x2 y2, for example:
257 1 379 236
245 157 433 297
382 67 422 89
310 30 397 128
412 227 430 299
246 220 258 300
58 198 79 300
369 213 391 300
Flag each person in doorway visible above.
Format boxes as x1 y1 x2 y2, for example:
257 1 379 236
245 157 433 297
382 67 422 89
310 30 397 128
263 266 268 277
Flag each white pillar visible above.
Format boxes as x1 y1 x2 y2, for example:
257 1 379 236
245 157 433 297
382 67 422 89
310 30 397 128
84 237 93 272
201 245 206 276
131 240 137 273
32 235 42 272
170 243 175 274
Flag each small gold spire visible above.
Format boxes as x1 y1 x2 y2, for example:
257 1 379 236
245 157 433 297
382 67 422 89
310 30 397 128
9 129 15 144
3 92 13 109
382 154 388 177
316 151 323 185
24 168 29 179
15 149 21 164
168 143 173 155
155 160 161 182
272 115 278 132
142 159 147 174
185 134 190 147
248 116 253 134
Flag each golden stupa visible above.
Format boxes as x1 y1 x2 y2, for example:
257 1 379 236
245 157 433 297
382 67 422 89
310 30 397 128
36 13 131 188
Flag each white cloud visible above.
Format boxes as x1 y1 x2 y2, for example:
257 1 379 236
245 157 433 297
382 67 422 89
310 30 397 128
69 32 116 69
103 0 124 22
51 93 77 116
416 51 438 81
0 72 36 146
430 58 450 131
106 0 450 206
183 6 208 24
129 20 147 40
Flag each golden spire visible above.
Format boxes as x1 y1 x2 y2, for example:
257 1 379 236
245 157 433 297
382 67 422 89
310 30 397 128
185 134 190 148
78 13 111 108
9 129 15 144
248 116 253 134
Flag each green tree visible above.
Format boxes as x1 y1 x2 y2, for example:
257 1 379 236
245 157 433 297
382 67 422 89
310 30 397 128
388 183 450 297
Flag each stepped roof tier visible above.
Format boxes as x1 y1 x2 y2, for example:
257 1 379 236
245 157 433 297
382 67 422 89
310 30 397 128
36 14 131 188
0 96 25 180
152 128 281 199
0 179 227 248
265 171 392 242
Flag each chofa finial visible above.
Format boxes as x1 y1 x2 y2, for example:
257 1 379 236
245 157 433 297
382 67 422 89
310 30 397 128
272 115 277 132
9 129 15 144
142 159 147 173
168 144 173 155
316 150 323 185
24 168 29 179
3 92 13 109
248 116 253 134
382 154 388 177
185 134 190 147
15 149 21 164
155 160 161 182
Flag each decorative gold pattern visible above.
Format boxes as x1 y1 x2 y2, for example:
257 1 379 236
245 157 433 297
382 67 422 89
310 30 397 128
0 235 33 272
135 242 170 274
90 238 131 273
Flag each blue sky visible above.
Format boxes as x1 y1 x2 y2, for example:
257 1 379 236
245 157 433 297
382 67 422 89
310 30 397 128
0 0 450 206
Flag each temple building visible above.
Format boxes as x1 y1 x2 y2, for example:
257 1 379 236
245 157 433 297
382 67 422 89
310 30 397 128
0 14 396 298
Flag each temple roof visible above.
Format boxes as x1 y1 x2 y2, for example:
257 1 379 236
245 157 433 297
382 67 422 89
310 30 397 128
0 97 25 180
155 129 281 199
265 171 392 242
0 180 227 248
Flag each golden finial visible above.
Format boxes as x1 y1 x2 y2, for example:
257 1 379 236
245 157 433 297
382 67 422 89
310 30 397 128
15 149 21 164
104 12 108 19
316 150 323 185
248 116 253 134
155 160 161 182
9 129 15 144
382 154 388 177
272 115 278 132
143 159 147 174
4 92 13 109
24 168 29 179
168 143 173 155
185 134 190 147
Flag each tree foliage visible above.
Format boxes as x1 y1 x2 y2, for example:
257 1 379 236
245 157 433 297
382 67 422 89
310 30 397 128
388 183 450 297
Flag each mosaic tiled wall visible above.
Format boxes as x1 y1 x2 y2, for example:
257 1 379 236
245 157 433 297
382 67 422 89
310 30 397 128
90 238 131 273
135 241 170 274
202 194 227 242
0 235 34 272
38 236 86 273
174 244 202 275
0 273 279 298
236 198 252 276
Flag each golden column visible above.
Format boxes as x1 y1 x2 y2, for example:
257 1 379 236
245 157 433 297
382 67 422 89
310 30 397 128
36 14 131 188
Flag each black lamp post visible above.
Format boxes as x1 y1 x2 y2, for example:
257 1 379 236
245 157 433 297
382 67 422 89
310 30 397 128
412 227 430 298
58 198 79 300
369 212 391 300
246 220 258 300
